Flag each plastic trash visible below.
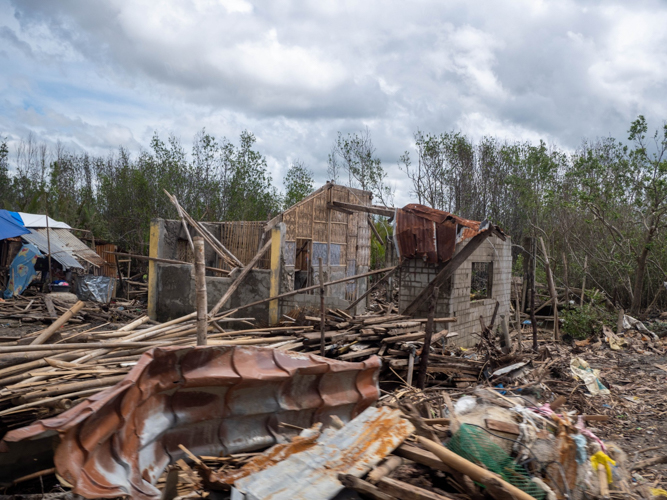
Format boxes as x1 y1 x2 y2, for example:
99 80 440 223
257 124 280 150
570 357 610 396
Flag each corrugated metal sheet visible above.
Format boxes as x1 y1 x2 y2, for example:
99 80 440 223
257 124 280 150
21 229 84 270
33 228 104 267
231 406 415 500
395 204 480 264
0 346 381 500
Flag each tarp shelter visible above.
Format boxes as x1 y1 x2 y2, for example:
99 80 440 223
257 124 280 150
0 210 29 241
17 212 71 229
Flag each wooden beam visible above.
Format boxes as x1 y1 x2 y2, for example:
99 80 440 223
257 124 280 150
368 214 385 245
327 202 353 214
402 228 501 316
331 201 395 217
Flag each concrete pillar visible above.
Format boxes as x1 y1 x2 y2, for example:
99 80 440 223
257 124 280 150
268 222 285 325
147 218 164 320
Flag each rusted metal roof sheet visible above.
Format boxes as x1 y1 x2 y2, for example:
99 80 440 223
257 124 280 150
33 228 104 267
0 346 381 500
395 204 484 264
231 406 414 500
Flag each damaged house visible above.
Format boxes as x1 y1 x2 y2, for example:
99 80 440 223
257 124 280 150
148 186 512 349
148 183 382 323
395 205 511 347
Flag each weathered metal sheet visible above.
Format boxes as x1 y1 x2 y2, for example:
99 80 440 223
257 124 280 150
232 406 415 500
0 346 381 500
21 229 84 270
395 204 484 264
33 228 104 267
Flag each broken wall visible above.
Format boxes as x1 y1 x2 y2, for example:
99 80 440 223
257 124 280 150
148 219 271 323
398 234 512 347
278 184 371 315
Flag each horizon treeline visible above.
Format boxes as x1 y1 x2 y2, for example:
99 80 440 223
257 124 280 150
1 116 666 313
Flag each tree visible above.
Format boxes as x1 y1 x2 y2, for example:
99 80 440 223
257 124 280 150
571 116 667 313
283 160 314 208
329 127 393 206
0 137 11 208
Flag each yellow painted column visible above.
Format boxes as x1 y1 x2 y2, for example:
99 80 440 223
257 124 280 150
268 226 282 325
147 220 160 320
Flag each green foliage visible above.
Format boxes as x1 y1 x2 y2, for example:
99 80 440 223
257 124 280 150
283 160 314 208
561 303 615 340
1 129 282 254
0 138 10 209
370 219 392 269
329 127 392 205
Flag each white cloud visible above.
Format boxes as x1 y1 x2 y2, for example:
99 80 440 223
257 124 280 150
1 0 667 203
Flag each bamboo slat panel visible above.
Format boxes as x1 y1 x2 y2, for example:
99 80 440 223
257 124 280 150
96 244 118 277
218 221 271 270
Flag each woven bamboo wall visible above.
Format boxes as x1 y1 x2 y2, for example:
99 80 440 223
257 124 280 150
217 221 271 270
283 184 372 300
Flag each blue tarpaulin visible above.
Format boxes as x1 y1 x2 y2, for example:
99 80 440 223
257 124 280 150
0 210 29 241
3 243 43 299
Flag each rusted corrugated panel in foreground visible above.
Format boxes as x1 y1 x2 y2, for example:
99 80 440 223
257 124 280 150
0 346 380 500
232 406 414 500
395 204 480 264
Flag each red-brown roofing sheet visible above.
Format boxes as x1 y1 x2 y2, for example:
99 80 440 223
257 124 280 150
395 204 480 263
0 346 380 500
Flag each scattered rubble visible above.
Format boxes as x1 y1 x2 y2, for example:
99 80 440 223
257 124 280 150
0 295 664 499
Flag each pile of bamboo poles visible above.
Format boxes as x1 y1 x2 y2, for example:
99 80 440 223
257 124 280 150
0 293 145 325
0 308 314 429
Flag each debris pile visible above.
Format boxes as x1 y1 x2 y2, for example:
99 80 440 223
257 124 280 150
0 296 666 499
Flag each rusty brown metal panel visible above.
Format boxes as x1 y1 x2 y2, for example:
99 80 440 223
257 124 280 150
0 346 380 500
395 204 486 263
436 219 457 262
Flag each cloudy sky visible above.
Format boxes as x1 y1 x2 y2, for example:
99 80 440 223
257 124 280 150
1 0 667 204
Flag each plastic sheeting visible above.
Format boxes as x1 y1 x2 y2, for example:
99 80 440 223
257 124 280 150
0 210 29 241
74 274 116 302
17 212 71 229
3 243 42 299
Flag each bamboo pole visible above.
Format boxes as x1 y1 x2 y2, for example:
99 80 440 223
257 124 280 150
104 251 229 275
194 237 208 346
164 190 242 268
173 194 194 252
218 266 397 317
209 238 272 316
31 301 85 345
416 286 438 390
319 257 325 357
539 237 559 340
417 437 536 500
0 342 165 354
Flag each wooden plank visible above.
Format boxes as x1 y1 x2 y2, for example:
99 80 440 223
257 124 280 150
377 477 459 500
43 296 57 320
332 201 394 217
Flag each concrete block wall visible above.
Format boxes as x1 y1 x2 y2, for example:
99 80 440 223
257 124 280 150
150 218 272 323
398 234 512 347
